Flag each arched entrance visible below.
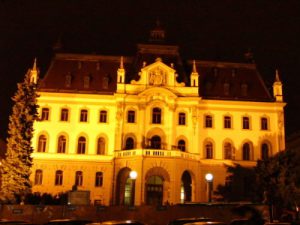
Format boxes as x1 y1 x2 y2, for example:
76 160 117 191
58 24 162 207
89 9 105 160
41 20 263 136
145 166 170 205
115 167 133 206
151 135 161 149
181 171 192 203
146 176 163 205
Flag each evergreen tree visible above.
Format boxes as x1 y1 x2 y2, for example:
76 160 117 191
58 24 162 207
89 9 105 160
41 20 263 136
0 61 38 203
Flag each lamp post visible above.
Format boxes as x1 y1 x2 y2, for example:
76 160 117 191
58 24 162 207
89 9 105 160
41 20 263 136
205 173 213 203
129 170 137 207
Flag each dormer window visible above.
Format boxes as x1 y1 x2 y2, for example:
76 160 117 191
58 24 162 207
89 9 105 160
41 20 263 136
84 75 90 89
241 83 248 96
65 73 72 88
224 82 230 96
102 74 109 89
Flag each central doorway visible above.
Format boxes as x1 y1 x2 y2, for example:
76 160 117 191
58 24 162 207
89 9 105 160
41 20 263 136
146 175 163 205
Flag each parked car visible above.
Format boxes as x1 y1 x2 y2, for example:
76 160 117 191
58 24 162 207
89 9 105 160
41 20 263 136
44 219 92 225
87 220 146 225
167 217 213 225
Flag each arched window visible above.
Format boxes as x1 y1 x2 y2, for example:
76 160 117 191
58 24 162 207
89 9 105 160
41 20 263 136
80 109 88 122
151 136 161 149
75 171 83 186
224 142 232 159
97 137 105 155
261 143 269 160
205 142 213 159
35 170 43 185
95 172 103 187
178 140 186 151
57 135 66 153
38 135 47 152
152 107 161 124
77 136 86 154
243 143 251 160
55 170 63 186
125 137 134 150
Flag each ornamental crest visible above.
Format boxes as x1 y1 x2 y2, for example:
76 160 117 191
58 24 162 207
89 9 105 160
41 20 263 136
149 67 166 86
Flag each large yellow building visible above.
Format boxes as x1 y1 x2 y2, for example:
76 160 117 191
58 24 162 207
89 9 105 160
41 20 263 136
30 28 285 206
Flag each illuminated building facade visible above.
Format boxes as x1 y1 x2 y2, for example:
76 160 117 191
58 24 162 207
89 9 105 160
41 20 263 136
30 27 286 205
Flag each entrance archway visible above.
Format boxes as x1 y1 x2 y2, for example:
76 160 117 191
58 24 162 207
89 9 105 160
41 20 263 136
181 171 192 203
146 176 163 205
116 167 133 205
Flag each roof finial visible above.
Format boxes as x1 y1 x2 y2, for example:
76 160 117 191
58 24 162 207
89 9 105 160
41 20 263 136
120 56 124 69
275 69 281 82
192 60 197 73
33 58 37 71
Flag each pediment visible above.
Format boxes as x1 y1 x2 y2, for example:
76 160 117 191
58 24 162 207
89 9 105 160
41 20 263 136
138 87 178 103
131 58 184 87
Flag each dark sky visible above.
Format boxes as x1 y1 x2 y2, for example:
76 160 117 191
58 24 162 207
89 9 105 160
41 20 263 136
0 0 300 140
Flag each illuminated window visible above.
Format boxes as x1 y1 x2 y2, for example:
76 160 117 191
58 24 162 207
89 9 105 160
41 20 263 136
224 116 232 129
75 171 83 186
125 137 134 150
150 135 161 149
178 113 186 125
261 117 268 130
261 143 269 160
152 107 161 124
80 109 88 122
57 135 66 153
41 108 49 121
34 170 43 185
127 110 135 123
55 170 63 186
77 136 86 154
178 140 186 151
60 108 69 121
95 172 103 187
205 115 213 128
37 135 47 152
205 142 213 159
100 110 107 123
97 137 105 155
242 117 250 129
224 142 232 159
242 143 251 160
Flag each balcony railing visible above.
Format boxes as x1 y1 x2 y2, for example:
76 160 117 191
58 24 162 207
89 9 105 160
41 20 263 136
114 148 200 160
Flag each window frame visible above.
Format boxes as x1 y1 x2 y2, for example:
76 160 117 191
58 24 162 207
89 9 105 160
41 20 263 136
152 107 162 124
99 110 108 123
178 112 186 125
60 108 69 122
242 116 250 130
35 169 43 185
205 115 213 128
57 135 66 153
95 172 103 187
41 108 50 121
80 109 88 122
55 170 63 186
127 110 135 123
75 171 83 186
178 139 186 151
37 135 47 152
77 136 86 154
261 117 269 130
224 116 232 129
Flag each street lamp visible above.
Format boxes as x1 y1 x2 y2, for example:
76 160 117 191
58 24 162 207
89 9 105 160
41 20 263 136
129 170 137 207
205 173 213 203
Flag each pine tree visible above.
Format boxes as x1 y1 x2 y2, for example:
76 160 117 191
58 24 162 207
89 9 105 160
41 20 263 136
0 60 38 203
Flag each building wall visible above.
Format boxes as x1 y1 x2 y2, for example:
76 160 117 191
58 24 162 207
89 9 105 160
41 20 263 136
30 59 285 205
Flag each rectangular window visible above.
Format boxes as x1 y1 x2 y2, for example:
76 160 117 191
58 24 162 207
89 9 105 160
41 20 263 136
205 115 213 128
34 170 43 185
41 108 49 121
178 113 186 125
80 109 88 122
100 110 107 123
95 172 103 187
55 171 63 186
152 108 161 124
242 117 250 129
224 116 231 129
261 117 268 130
127 110 135 123
60 108 69 121
75 171 83 186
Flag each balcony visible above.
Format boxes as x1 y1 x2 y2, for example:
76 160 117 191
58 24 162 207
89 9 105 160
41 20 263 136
114 148 200 160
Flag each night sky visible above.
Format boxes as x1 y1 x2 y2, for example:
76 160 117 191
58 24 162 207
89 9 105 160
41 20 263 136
0 0 299 140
